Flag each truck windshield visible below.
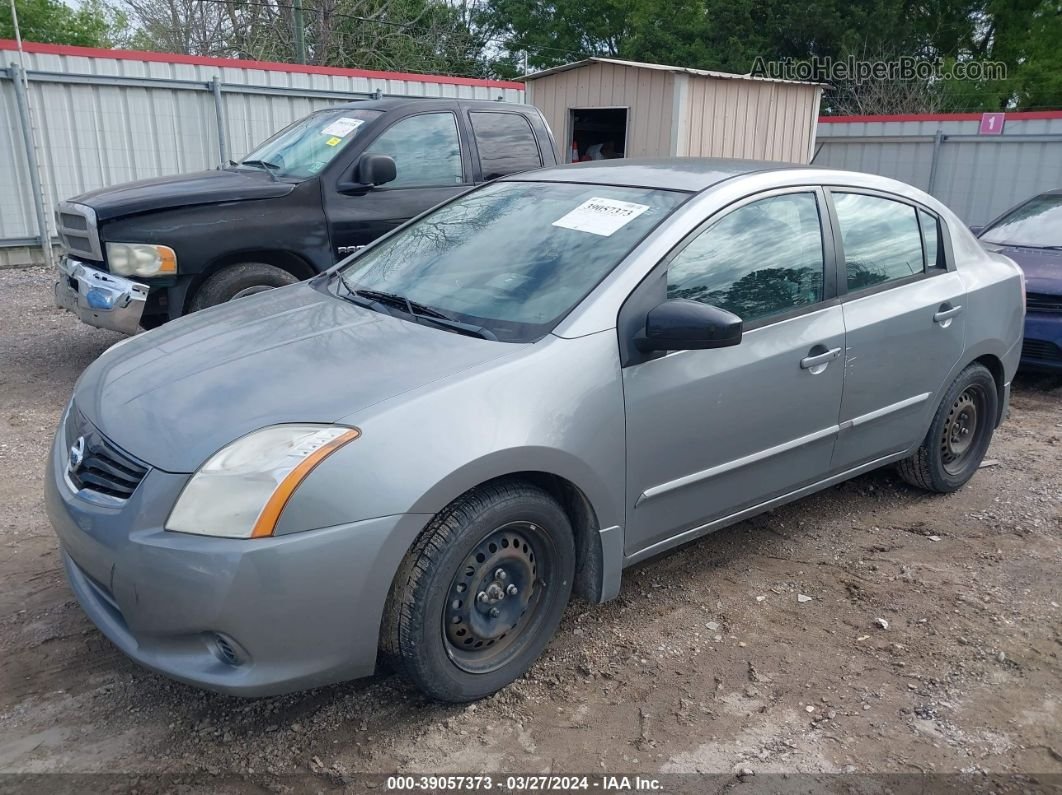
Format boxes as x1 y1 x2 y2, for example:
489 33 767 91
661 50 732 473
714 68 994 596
238 108 382 179
337 180 689 342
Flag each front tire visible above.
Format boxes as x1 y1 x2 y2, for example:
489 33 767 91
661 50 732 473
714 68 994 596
189 262 298 312
381 482 575 702
897 363 998 493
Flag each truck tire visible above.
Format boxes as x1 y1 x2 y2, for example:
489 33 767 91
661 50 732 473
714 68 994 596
896 362 998 493
189 263 299 312
381 481 575 702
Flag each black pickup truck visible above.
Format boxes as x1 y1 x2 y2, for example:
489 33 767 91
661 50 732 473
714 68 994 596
54 98 558 333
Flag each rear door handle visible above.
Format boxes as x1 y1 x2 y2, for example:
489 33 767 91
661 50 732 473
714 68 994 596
933 304 963 324
800 346 842 370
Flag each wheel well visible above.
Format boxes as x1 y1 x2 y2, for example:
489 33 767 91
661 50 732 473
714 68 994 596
185 250 317 312
468 472 605 604
973 353 1006 426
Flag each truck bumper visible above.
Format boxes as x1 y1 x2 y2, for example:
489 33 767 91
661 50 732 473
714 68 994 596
54 257 147 335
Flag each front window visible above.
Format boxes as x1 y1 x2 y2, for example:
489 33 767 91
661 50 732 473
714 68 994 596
361 112 464 188
667 192 825 323
237 108 382 179
980 194 1062 248
338 181 688 342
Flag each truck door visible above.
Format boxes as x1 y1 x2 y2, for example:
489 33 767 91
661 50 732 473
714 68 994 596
324 110 473 259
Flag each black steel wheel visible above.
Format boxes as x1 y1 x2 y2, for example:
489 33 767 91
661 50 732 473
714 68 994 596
940 387 983 475
898 362 998 493
443 521 552 674
381 482 575 702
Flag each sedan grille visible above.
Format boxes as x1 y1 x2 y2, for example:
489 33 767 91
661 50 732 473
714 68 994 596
1026 292 1062 313
1022 338 1062 362
55 201 103 262
65 409 148 499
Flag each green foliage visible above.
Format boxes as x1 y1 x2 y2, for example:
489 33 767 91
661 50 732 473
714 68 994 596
488 0 1062 111
1 0 128 48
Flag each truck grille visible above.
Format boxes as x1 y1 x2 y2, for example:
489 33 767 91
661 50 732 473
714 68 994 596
56 201 103 262
65 408 148 499
1026 292 1062 313
1022 338 1062 363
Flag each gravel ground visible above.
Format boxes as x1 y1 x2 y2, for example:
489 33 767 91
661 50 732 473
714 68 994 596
0 265 1060 786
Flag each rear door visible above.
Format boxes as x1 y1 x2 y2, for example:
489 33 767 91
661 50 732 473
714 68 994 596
324 110 473 257
826 189 966 471
621 188 846 557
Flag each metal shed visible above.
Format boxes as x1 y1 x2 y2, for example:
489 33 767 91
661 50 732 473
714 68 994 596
520 57 823 165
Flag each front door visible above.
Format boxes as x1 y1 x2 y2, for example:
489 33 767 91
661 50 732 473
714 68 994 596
622 189 846 557
826 191 967 471
325 111 472 258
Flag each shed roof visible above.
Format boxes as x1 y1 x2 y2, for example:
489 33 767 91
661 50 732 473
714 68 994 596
518 57 826 87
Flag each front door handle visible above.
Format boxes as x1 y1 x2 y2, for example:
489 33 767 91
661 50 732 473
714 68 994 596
933 304 963 325
800 346 842 371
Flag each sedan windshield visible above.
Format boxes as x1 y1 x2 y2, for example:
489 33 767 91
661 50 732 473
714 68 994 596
237 108 382 179
338 180 689 342
981 194 1062 248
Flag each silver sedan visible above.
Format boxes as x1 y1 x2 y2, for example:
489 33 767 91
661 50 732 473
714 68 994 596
46 159 1024 702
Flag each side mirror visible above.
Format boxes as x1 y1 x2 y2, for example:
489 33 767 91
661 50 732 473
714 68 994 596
338 154 397 194
635 299 743 353
968 225 984 237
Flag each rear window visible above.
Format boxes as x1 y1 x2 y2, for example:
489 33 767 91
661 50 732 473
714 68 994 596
470 112 543 180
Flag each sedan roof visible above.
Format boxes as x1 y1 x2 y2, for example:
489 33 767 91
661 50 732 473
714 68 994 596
508 157 807 193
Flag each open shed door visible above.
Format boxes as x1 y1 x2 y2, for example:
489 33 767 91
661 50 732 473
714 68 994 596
568 108 628 163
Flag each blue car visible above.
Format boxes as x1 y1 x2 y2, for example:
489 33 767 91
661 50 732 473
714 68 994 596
977 190 1062 371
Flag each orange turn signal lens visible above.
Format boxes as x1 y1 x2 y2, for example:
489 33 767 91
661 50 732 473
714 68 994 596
249 428 360 538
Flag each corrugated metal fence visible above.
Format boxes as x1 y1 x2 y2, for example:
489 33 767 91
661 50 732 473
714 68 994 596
814 113 1062 226
0 40 523 267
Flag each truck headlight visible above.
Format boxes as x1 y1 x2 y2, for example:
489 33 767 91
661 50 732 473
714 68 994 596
105 242 177 277
165 425 360 538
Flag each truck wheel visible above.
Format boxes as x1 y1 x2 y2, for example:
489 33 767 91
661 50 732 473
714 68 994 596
381 482 575 702
189 263 299 311
896 363 998 493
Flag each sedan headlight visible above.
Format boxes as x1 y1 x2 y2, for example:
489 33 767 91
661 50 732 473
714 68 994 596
166 425 360 539
105 242 177 277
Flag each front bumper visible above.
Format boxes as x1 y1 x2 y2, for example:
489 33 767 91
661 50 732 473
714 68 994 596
54 257 147 335
44 420 431 696
1021 312 1062 371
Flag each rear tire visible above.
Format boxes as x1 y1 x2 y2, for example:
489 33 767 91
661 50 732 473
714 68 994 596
381 482 575 702
897 363 998 493
189 262 298 312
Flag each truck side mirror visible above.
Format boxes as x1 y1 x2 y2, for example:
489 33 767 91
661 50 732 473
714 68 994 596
338 155 397 194
357 155 397 186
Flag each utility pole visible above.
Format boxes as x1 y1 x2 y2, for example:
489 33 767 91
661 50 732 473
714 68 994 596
523 49 528 76
293 0 307 64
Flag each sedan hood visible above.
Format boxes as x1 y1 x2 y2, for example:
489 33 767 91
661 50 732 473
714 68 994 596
74 283 514 472
989 244 1062 294
72 169 296 221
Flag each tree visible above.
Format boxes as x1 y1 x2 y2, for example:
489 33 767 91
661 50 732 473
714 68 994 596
120 0 496 75
1 0 128 47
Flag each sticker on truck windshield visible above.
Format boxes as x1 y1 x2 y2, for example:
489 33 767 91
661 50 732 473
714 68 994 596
321 117 365 138
551 197 650 236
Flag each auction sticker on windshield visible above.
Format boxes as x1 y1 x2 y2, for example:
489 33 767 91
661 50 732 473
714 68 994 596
322 117 365 138
552 197 650 236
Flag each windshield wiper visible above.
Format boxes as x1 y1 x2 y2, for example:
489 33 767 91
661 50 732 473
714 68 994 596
239 159 280 180
337 282 497 341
